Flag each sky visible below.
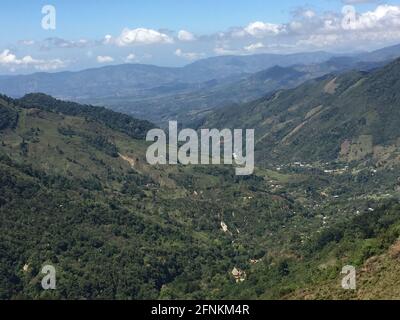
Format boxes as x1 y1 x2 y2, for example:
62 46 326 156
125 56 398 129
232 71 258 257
1 0 400 74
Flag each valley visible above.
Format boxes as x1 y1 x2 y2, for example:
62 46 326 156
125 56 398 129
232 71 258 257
1 69 400 299
1 43 400 300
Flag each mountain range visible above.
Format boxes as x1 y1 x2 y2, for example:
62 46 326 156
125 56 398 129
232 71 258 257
1 44 400 125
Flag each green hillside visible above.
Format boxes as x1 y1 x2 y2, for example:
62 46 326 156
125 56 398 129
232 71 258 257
199 58 400 168
1 57 400 300
0 94 318 299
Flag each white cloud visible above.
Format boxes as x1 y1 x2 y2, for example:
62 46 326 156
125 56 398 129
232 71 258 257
96 55 114 63
103 34 113 45
289 21 303 32
116 28 173 46
244 42 265 52
40 37 92 50
342 4 400 30
289 5 400 51
0 49 66 71
178 30 196 41
303 10 316 19
174 49 204 60
125 53 137 62
212 4 399 53
242 21 286 37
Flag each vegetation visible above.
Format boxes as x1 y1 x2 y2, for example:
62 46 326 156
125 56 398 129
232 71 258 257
1 57 400 300
198 57 400 167
0 96 18 130
18 93 154 139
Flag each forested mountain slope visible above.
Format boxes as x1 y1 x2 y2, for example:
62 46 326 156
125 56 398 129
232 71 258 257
0 94 312 299
199 58 400 167
1 90 400 300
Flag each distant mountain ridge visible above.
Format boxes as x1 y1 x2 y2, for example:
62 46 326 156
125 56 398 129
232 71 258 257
0 51 335 99
1 44 400 126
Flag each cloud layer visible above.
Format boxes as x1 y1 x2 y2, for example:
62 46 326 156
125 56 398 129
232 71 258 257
4 3 400 72
0 49 66 71
212 4 400 55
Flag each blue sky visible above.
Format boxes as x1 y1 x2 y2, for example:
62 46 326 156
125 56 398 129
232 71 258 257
0 0 383 40
1 0 400 73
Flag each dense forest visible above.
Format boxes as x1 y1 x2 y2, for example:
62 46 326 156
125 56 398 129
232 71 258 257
1 72 400 299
